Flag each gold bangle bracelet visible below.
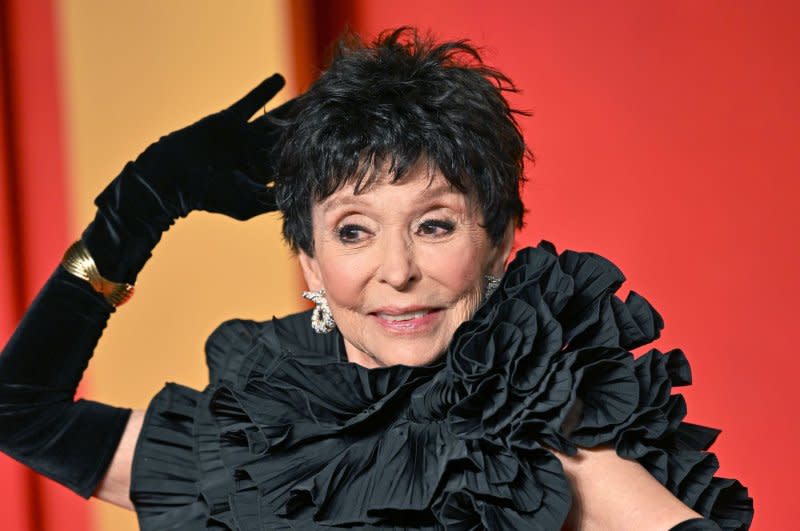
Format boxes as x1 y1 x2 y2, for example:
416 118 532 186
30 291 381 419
61 240 135 307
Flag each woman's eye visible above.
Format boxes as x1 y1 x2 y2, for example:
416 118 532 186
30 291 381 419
418 219 455 236
336 224 369 243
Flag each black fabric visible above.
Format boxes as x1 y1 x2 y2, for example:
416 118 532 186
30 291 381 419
669 517 723 530
0 267 131 498
130 242 754 530
0 74 289 500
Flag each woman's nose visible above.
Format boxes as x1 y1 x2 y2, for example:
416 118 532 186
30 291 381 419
376 233 421 290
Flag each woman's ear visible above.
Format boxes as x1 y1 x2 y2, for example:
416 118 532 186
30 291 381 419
297 250 324 291
489 221 516 276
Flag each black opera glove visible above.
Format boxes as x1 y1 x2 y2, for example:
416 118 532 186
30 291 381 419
82 73 289 284
0 74 290 499
668 517 723 530
0 268 129 498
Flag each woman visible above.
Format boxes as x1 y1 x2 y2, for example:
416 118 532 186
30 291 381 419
0 28 752 530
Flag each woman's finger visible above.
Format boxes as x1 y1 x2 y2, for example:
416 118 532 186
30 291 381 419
248 97 298 135
228 73 286 120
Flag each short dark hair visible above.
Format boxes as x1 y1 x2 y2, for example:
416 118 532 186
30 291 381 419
275 27 530 255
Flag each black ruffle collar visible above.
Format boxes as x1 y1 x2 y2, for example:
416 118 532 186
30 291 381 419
198 241 754 530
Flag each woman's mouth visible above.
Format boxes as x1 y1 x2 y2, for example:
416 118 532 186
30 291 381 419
370 307 443 334
377 310 428 322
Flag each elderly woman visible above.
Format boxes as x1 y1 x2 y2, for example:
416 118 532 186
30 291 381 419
0 28 751 530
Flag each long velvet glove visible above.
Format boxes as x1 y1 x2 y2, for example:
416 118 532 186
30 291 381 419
83 72 288 283
0 73 289 499
0 269 128 498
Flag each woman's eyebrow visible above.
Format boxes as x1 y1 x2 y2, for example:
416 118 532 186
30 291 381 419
321 195 362 214
321 183 459 214
419 183 459 199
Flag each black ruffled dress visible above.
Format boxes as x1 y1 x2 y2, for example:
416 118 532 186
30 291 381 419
130 242 754 530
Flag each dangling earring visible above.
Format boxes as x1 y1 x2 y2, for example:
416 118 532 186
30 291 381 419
485 274 501 300
302 288 336 334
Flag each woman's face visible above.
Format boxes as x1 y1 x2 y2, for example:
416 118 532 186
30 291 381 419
298 164 513 368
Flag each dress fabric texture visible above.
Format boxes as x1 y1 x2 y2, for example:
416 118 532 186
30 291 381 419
129 242 754 530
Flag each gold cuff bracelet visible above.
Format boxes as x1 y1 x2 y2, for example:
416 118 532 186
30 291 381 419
61 240 135 307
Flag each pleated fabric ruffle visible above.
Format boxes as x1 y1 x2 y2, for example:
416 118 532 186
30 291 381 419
130 241 754 530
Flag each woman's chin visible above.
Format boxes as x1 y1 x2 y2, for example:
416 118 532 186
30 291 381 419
370 338 448 367
343 332 448 368
390 353 443 367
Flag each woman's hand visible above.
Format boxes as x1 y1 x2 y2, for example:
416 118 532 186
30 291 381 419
82 73 290 283
128 73 289 220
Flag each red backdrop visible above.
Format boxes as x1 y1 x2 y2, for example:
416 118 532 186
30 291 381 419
344 2 796 529
0 0 90 530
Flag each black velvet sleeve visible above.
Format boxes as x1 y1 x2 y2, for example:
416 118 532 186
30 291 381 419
0 266 131 498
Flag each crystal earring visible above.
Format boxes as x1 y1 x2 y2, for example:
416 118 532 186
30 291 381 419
302 288 336 334
485 274 501 300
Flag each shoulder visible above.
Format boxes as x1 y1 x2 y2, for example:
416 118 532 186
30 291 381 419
551 445 703 531
204 309 327 385
203 317 278 386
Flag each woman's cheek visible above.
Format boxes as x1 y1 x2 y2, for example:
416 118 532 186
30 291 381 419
423 241 486 293
320 251 372 308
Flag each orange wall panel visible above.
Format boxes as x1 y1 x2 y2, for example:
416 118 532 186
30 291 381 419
55 1 302 530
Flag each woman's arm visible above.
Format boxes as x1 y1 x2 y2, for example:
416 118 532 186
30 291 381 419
93 409 144 510
0 74 288 504
0 268 132 498
554 445 703 531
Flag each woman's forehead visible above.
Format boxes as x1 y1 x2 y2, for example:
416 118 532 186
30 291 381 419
317 170 467 213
